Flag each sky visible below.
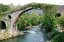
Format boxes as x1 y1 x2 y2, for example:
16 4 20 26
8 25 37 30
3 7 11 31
0 0 64 6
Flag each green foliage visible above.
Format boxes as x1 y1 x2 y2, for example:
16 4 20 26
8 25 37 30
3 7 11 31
41 6 57 32
52 32 64 42
17 13 41 30
0 4 10 13
0 4 10 19
52 15 64 42
57 15 64 27
0 4 21 20
48 29 59 40
28 13 40 25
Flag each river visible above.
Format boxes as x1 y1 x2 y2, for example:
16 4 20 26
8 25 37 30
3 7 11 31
0 26 47 42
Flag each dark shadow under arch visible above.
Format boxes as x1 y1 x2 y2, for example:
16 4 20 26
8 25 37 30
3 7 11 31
0 21 6 29
8 15 11 19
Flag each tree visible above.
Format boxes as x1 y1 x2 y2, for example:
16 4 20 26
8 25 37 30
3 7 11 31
0 4 10 13
41 5 57 32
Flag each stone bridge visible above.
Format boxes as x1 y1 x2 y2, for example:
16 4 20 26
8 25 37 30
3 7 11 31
0 4 64 31
0 7 33 39
0 4 64 40
1 7 33 30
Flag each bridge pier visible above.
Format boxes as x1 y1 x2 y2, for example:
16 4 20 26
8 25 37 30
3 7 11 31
0 7 33 40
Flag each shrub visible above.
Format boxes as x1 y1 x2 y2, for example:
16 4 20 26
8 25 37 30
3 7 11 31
41 5 57 32
48 29 59 40
52 32 64 42
17 13 29 30
28 13 40 26
0 4 10 13
41 12 56 32
17 13 41 30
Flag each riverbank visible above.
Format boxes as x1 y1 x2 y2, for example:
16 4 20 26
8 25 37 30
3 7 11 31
0 26 47 42
0 25 41 40
0 29 24 40
0 26 34 40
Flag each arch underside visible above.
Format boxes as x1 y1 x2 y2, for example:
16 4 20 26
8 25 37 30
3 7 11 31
0 20 6 29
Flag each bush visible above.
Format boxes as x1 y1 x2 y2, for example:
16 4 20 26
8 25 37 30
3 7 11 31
48 29 59 40
17 13 29 30
41 13 56 32
57 15 64 28
17 13 41 30
52 32 64 42
41 6 56 32
28 13 40 26
0 4 10 13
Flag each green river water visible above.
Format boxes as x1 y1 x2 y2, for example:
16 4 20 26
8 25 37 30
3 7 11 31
0 26 47 42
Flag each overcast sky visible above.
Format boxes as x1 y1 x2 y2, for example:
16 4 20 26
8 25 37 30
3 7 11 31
0 0 64 6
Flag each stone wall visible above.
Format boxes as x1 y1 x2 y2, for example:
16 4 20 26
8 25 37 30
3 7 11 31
57 6 64 15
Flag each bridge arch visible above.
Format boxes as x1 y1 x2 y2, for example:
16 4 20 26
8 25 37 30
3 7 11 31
13 7 43 24
9 4 57 30
11 7 44 29
0 20 6 29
